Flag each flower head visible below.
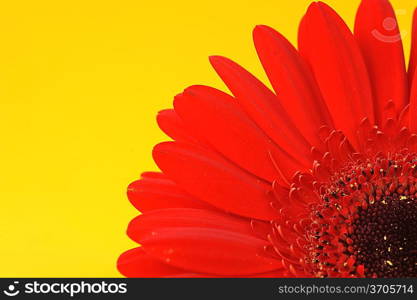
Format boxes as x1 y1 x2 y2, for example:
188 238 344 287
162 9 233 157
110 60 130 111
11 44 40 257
118 0 417 278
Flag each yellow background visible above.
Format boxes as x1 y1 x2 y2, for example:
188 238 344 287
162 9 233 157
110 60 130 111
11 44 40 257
0 0 414 277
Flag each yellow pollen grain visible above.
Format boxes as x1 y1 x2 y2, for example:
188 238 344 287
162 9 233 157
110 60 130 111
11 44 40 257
400 196 407 200
383 235 387 240
385 260 394 266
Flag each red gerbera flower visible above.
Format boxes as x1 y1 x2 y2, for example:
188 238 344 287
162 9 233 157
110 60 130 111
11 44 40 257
118 0 417 278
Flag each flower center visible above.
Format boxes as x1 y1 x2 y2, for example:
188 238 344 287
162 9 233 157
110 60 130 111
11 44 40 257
351 195 417 277
306 153 417 277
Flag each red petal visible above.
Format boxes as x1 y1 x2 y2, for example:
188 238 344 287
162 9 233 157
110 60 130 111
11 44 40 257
298 2 374 149
128 173 212 212
117 247 190 277
354 0 408 124
248 270 292 278
409 8 417 86
209 56 312 166
117 247 287 277
399 104 409 128
139 227 282 275
127 208 260 242
253 25 334 149
153 141 280 220
410 78 417 132
157 109 201 144
175 85 294 182
140 172 166 179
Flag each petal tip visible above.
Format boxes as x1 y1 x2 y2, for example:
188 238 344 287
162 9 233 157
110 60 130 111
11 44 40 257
208 55 227 67
252 25 278 41
252 24 270 34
